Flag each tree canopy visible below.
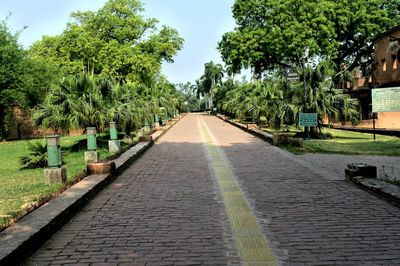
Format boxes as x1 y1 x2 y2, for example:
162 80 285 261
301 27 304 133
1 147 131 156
218 0 400 76
29 0 184 83
0 19 57 139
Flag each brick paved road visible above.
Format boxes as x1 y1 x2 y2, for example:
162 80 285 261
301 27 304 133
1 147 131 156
25 114 400 265
203 115 400 265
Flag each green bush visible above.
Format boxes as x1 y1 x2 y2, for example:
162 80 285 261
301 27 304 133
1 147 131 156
19 141 48 169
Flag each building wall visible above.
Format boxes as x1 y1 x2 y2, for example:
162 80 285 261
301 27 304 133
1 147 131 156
374 28 400 88
355 112 400 129
345 26 400 130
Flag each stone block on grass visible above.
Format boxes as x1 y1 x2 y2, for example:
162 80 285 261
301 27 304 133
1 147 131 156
44 167 67 185
108 140 121 154
84 150 99 165
345 163 377 179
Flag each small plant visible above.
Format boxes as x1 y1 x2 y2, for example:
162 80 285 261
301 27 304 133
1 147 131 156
19 141 48 169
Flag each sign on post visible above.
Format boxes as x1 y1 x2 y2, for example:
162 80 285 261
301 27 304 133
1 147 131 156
299 113 318 127
372 87 400 113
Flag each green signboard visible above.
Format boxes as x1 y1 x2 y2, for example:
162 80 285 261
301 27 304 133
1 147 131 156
372 87 400 113
299 113 318 127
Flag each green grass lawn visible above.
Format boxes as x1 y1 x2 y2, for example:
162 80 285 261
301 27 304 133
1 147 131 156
285 128 400 156
0 135 120 231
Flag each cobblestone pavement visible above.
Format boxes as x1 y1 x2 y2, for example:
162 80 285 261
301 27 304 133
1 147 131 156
25 114 239 265
296 153 400 181
25 113 400 265
204 115 400 265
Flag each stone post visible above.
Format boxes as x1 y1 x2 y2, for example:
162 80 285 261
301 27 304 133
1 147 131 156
108 122 121 154
84 127 99 164
44 135 67 184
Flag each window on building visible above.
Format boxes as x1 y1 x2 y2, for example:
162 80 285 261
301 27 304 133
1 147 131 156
392 55 398 70
382 58 387 71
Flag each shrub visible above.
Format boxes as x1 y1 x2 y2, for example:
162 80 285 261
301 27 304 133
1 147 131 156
20 141 48 169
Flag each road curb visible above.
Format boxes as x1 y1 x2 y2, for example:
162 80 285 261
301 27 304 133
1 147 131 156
345 176 400 208
0 114 184 265
215 114 274 144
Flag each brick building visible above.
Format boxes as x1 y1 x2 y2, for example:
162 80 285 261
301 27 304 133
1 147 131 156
349 25 400 129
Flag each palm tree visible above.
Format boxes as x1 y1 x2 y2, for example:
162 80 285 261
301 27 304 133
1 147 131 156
299 60 361 133
191 79 204 99
201 61 224 109
34 73 107 133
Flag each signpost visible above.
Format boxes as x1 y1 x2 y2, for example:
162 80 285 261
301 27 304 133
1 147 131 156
299 113 318 127
287 69 299 82
299 113 317 140
372 87 400 113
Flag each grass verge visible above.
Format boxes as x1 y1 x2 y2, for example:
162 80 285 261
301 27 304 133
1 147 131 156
281 128 400 156
0 135 130 231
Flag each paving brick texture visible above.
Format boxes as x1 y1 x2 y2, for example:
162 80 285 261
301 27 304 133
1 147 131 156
25 113 400 265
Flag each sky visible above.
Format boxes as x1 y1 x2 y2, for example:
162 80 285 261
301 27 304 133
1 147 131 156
0 0 238 84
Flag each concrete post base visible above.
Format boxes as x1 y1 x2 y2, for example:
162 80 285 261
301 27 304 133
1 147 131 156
108 140 121 154
84 150 99 165
142 126 150 134
44 167 67 185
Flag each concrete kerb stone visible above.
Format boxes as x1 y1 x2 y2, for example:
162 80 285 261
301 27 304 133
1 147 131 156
215 114 274 144
0 114 185 265
345 175 400 208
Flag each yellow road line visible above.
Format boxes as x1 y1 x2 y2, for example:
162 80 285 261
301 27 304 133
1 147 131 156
198 116 278 266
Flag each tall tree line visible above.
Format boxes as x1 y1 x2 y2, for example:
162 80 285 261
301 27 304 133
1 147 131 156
0 0 184 139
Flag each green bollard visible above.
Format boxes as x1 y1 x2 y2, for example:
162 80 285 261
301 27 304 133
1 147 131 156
110 122 118 140
108 122 120 154
87 127 97 150
44 135 66 184
46 135 61 168
85 127 99 164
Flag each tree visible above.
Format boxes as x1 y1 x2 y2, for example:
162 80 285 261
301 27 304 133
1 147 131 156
218 0 400 76
191 79 204 99
0 19 26 139
213 61 361 131
178 82 200 112
33 73 106 132
201 61 224 94
29 0 183 84
199 61 224 109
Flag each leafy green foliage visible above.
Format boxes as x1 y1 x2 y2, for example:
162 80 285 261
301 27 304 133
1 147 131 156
29 0 183 83
213 61 361 130
19 141 48 169
219 0 400 75
0 19 27 139
178 82 200 112
0 19 59 140
33 73 183 135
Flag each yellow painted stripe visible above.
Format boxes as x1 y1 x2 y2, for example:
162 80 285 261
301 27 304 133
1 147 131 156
198 116 278 266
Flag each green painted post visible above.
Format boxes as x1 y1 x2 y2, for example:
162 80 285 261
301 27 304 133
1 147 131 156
87 127 97 151
110 122 118 140
144 119 149 127
46 135 61 168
